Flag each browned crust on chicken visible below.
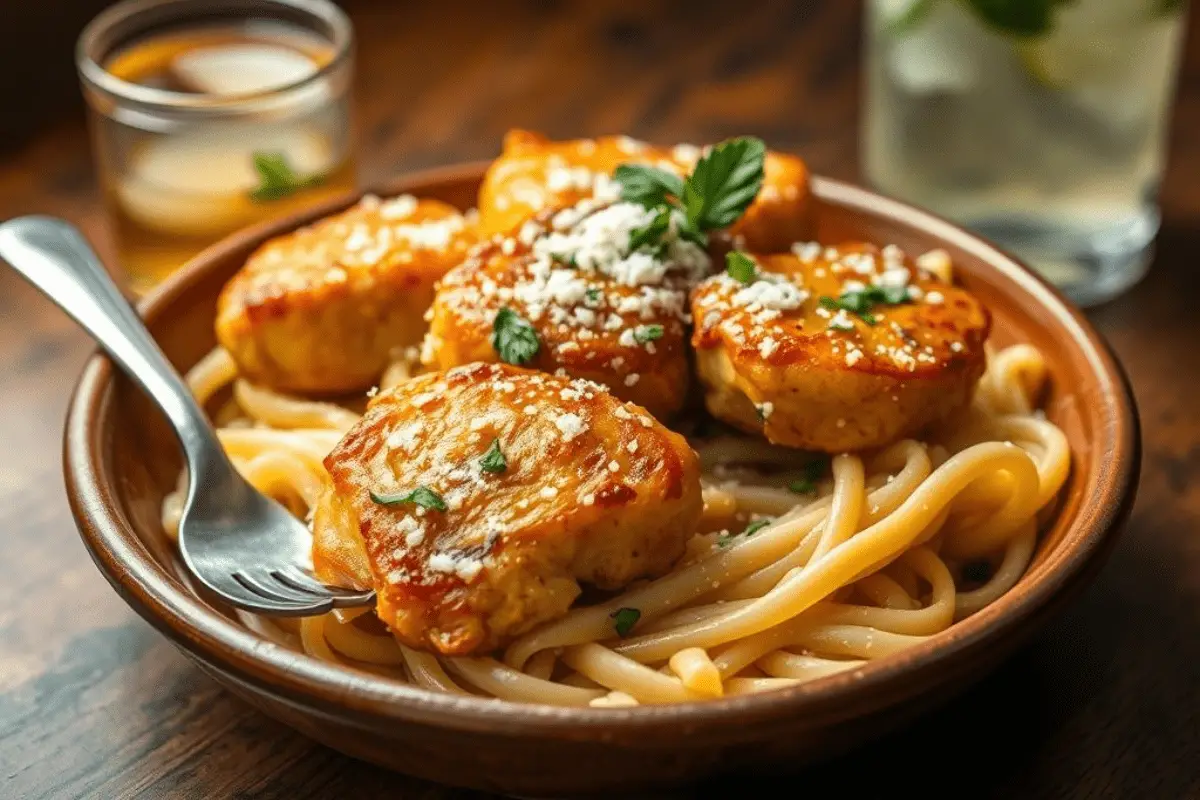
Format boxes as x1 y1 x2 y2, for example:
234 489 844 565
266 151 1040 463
691 243 990 451
423 225 696 421
216 195 478 394
315 363 702 655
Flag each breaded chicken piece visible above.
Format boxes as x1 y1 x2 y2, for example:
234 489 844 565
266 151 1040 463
313 363 702 656
478 129 813 252
424 200 709 420
216 194 478 394
691 243 990 452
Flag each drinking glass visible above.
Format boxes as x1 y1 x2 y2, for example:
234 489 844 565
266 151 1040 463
863 0 1187 306
77 0 357 294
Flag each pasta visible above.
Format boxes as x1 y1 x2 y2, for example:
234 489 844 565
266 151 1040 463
164 342 1069 708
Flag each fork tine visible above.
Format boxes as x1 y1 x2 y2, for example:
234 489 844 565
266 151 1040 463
208 573 327 616
274 567 376 608
233 570 324 606
271 568 332 597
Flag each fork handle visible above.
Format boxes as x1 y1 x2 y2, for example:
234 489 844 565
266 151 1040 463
0 216 226 469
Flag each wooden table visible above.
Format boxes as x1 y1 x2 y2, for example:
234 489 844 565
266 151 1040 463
1 2 1198 797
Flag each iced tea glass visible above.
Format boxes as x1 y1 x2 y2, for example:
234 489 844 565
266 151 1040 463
77 0 356 294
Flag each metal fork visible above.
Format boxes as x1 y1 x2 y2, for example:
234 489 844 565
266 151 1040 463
0 216 375 616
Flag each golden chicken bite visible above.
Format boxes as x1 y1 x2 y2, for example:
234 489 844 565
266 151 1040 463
313 362 703 656
691 243 990 452
424 200 708 420
478 129 812 252
216 194 478 394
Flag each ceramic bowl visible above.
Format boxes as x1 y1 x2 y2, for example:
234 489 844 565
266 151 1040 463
64 164 1140 797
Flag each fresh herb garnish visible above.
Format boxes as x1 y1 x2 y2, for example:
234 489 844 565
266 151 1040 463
788 457 829 494
726 251 757 284
683 137 767 231
492 307 540 365
479 438 507 474
551 251 579 268
370 486 448 511
627 206 672 253
614 164 684 208
961 0 1068 37
585 287 603 305
633 324 664 344
613 137 766 252
249 151 322 202
743 518 772 536
610 607 641 637
820 284 910 324
717 517 774 548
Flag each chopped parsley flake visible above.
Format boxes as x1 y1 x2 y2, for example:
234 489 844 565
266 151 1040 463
479 438 507 474
743 518 773 536
611 607 641 637
633 324 664 343
492 307 540 365
725 250 757 284
820 285 909 324
370 486 447 511
718 517 774 547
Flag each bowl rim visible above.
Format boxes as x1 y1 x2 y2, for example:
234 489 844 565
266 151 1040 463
63 163 1141 737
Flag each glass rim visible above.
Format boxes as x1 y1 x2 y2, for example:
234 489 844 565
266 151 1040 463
76 0 353 113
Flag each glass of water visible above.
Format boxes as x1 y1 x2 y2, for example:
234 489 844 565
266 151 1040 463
863 0 1187 306
77 0 357 294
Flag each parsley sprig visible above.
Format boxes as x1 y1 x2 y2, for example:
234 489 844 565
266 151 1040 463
613 165 684 206
492 307 540 365
249 151 323 202
618 137 767 252
626 206 672 256
370 486 447 511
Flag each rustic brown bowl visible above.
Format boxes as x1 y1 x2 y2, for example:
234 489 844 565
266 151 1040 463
64 164 1140 797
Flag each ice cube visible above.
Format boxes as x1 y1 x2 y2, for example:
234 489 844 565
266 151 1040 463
885 2 983 95
117 124 333 237
170 44 318 96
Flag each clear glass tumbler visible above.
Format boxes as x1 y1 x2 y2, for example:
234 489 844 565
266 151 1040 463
77 0 357 294
863 0 1187 306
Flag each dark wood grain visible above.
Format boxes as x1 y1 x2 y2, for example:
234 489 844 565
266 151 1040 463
0 0 1196 797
